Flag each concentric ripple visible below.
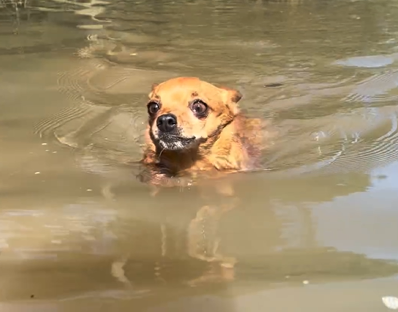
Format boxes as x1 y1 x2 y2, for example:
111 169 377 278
319 108 398 174
268 105 398 177
34 58 178 176
343 70 398 103
33 47 398 180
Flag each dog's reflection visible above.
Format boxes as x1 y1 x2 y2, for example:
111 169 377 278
186 202 238 286
108 186 243 289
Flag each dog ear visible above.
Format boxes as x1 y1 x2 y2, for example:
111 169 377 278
219 86 242 103
219 86 242 115
148 83 158 98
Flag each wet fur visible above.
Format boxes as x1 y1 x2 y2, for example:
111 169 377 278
140 77 265 186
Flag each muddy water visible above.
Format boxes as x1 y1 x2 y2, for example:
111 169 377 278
2 0 398 311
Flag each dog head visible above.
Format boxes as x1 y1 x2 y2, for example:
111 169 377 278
146 77 242 151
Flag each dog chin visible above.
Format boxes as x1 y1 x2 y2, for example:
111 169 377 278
156 135 197 151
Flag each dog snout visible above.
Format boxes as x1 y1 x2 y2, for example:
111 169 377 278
157 114 177 133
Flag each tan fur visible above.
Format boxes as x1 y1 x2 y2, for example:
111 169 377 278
140 77 264 186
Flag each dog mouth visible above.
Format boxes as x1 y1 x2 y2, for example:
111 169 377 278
156 133 197 151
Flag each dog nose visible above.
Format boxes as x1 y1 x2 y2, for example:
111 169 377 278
157 114 177 133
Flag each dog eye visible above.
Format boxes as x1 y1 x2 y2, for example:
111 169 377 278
147 102 160 115
190 100 208 117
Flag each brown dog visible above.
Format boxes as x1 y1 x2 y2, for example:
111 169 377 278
140 77 265 187
138 77 269 284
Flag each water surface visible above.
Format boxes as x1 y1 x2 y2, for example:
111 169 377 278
1 0 398 311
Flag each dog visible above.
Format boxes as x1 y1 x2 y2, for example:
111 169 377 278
137 77 269 284
139 77 266 187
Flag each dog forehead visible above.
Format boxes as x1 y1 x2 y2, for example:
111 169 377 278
155 77 223 100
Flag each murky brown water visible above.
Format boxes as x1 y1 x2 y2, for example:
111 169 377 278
2 0 398 310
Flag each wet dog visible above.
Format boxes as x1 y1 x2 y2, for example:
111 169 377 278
138 77 268 284
140 77 265 186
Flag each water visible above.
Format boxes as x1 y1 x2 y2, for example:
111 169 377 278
2 0 398 310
